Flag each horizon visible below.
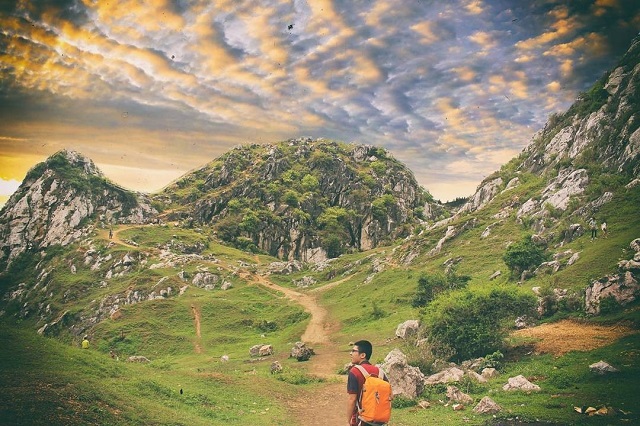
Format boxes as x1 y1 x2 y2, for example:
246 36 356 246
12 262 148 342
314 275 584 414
1 1 639 205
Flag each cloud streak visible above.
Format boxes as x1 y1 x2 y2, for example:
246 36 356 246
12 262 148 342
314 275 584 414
0 0 638 202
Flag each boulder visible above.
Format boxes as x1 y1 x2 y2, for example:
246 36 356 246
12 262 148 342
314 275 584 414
249 344 273 357
585 271 639 314
259 344 274 357
589 360 618 375
127 356 150 363
381 349 425 399
424 367 465 385
270 361 283 374
446 385 473 404
467 370 487 383
502 375 540 392
395 320 420 339
473 396 502 414
290 341 314 361
481 368 499 379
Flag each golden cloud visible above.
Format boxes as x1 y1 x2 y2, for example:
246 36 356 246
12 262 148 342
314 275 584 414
465 1 485 15
410 21 440 45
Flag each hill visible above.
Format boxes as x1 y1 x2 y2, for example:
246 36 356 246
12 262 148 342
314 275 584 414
0 37 639 426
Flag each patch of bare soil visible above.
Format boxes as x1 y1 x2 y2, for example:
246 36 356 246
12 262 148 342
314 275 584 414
512 319 637 356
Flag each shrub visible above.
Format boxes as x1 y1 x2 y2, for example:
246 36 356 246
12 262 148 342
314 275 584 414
503 235 548 279
423 287 536 362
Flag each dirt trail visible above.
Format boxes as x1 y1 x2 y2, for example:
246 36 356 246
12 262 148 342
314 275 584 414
191 304 202 354
242 270 348 425
97 225 140 249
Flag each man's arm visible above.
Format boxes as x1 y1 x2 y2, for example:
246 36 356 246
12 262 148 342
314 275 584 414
347 393 358 425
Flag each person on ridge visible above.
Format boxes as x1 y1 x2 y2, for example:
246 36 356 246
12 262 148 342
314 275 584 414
81 335 89 349
346 340 390 426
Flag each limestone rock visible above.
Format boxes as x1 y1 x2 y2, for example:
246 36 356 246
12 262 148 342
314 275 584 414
249 344 273 357
381 349 425 399
473 396 502 414
290 342 314 361
425 367 465 385
481 368 499 379
127 356 151 363
585 271 639 314
502 375 540 391
446 385 473 404
395 320 420 339
270 361 283 374
589 360 618 375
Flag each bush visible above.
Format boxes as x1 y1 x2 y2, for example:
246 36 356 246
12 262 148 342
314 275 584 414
503 235 548 278
423 287 536 362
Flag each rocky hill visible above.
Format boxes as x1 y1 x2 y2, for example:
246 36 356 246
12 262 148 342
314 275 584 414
0 150 157 271
459 36 640 220
154 139 441 261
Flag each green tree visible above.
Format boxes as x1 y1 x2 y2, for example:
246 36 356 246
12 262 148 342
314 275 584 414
503 235 548 278
301 174 319 192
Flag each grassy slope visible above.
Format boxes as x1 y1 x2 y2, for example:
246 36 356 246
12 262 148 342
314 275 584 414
0 181 639 425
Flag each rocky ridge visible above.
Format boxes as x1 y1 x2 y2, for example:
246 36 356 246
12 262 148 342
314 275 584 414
0 150 157 271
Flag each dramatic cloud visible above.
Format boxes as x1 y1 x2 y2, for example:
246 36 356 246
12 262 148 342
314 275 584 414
0 0 638 203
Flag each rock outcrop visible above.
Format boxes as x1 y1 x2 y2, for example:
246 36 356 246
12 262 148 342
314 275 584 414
0 150 156 271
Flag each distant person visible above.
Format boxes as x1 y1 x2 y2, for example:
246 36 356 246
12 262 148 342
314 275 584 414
109 228 113 239
601 221 608 237
347 340 392 426
81 336 89 349
589 217 597 240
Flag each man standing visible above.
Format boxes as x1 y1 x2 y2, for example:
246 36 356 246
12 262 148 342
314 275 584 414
81 335 90 349
346 340 389 426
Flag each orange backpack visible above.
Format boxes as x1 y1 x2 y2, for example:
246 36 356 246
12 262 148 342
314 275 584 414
354 364 392 425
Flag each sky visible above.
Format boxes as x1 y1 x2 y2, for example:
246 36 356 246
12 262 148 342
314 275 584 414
1 1 639 206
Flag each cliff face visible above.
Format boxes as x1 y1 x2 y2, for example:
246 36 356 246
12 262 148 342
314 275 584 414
460 36 640 216
0 150 157 270
157 138 435 261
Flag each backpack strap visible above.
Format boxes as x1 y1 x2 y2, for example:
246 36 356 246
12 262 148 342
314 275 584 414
354 364 386 380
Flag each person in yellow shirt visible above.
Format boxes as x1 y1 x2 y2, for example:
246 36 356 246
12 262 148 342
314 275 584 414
82 336 89 349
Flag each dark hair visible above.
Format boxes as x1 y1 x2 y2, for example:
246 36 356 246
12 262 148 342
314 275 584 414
354 340 373 360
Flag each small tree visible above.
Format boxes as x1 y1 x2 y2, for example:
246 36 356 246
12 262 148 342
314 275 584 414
503 235 548 279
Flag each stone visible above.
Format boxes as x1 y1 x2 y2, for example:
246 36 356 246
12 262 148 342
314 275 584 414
270 361 283 374
467 370 487 383
481 368 499 379
127 356 150 363
585 271 639 314
473 396 502 414
502 375 540 391
425 367 465 385
395 320 420 339
589 360 618 375
381 349 425 399
446 386 473 404
290 341 314 361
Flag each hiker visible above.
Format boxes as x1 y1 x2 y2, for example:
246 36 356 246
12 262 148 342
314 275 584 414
589 217 597 239
346 340 392 426
82 335 90 349
601 221 608 237
109 228 113 239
